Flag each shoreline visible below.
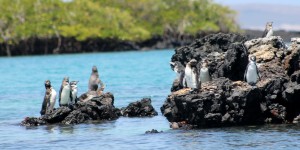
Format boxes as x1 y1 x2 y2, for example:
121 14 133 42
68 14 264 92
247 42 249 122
1 30 299 57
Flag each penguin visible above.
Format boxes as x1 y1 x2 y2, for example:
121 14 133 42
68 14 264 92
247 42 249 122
88 66 105 92
59 76 72 107
183 59 200 89
169 61 185 86
40 80 57 115
244 56 261 86
262 22 273 38
40 80 51 115
70 81 79 105
199 60 211 83
48 81 57 112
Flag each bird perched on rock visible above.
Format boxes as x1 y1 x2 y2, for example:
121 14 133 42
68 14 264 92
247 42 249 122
40 80 57 115
88 66 105 93
170 61 185 87
262 22 273 38
183 59 200 89
199 60 211 83
70 81 79 105
59 76 72 107
244 56 261 86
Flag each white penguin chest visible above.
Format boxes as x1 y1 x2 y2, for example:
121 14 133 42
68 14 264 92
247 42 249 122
185 66 198 88
200 68 210 83
72 88 77 99
61 85 71 104
266 30 273 38
246 63 259 83
185 67 192 80
50 88 57 103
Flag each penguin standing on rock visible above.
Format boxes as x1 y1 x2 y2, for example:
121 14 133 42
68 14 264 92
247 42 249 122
88 66 105 93
170 61 185 87
40 80 57 115
262 22 273 38
183 59 200 89
70 81 79 105
199 60 211 83
59 77 72 107
244 56 261 86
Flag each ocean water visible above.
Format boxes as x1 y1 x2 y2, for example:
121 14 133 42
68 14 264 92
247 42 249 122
1 49 300 150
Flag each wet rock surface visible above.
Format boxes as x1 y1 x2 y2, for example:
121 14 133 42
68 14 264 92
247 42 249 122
21 92 120 126
121 98 158 117
162 33 300 128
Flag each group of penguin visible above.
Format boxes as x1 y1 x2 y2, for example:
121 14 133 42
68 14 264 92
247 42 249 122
170 22 274 91
40 66 105 115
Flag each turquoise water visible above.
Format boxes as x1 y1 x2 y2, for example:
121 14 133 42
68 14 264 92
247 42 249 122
1 50 300 150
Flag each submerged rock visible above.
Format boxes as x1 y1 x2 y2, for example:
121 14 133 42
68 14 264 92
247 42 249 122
145 129 163 134
121 98 158 117
162 33 300 128
21 92 120 126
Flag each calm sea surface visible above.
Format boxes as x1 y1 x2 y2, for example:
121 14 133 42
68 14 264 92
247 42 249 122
0 49 300 150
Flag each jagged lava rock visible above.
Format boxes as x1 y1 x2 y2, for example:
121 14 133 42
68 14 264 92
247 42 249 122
121 98 158 117
170 33 248 91
21 92 120 126
162 33 300 128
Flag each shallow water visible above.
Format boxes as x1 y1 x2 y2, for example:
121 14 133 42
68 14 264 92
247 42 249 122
0 50 300 150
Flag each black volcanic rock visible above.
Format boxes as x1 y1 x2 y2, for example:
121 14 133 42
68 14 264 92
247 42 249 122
170 33 248 92
162 33 300 128
21 92 120 126
121 98 158 117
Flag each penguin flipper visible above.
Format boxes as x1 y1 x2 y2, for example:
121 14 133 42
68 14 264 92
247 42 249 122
244 64 249 82
262 29 268 38
41 95 48 115
183 76 187 88
70 90 73 102
58 85 63 106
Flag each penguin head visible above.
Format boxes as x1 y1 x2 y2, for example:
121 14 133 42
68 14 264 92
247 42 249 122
266 22 273 30
92 66 98 73
187 59 197 67
63 76 69 83
70 81 79 85
201 59 208 68
70 81 78 90
44 80 51 88
250 55 256 62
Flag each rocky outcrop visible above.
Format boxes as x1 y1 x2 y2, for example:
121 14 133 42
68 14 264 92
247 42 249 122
21 92 120 126
120 98 158 117
162 33 300 128
170 33 248 91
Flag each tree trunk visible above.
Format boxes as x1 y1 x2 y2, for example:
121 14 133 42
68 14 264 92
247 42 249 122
6 43 11 57
44 37 48 54
52 25 61 54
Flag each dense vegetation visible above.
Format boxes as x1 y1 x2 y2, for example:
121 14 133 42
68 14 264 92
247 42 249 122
0 0 239 56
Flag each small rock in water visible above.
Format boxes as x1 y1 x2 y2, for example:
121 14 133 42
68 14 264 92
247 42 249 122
145 129 163 134
121 98 158 117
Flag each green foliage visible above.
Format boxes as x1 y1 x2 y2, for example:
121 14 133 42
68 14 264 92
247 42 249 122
0 0 239 44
